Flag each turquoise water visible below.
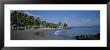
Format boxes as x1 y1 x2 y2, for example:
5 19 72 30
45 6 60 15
36 26 100 40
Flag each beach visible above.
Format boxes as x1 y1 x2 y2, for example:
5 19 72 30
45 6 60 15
11 28 66 40
11 26 100 40
10 10 100 40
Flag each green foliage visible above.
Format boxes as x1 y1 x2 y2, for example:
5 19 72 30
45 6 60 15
11 11 36 29
35 17 41 26
11 11 68 29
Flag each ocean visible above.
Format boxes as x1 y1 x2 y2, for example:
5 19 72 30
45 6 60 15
36 26 100 40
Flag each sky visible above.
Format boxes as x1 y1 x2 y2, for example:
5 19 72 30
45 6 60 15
20 10 100 26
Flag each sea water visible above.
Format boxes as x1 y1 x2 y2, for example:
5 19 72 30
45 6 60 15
37 26 100 40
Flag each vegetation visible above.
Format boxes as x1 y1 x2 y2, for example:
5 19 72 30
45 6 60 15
11 11 68 30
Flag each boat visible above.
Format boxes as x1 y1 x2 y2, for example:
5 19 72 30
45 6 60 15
55 30 62 35
64 16 71 29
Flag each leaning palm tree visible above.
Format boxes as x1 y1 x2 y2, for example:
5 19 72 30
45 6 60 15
28 16 35 29
35 17 41 26
41 21 47 28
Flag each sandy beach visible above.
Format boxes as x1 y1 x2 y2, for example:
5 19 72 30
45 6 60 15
11 28 66 40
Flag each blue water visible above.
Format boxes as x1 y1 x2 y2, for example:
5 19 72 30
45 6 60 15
37 26 100 40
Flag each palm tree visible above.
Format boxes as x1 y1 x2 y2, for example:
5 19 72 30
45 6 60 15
41 21 47 28
35 17 41 26
11 11 63 30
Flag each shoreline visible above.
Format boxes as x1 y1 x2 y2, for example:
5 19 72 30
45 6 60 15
11 28 100 40
11 28 63 32
11 28 67 40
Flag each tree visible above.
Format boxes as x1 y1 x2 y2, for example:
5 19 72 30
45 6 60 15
41 21 47 28
11 11 63 30
26 16 35 29
28 16 35 25
11 11 34 29
35 17 41 26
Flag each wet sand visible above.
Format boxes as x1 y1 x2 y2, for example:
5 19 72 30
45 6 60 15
11 28 66 40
